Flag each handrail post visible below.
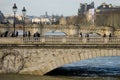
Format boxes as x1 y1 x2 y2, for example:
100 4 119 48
41 37 45 43
82 37 87 43
104 37 109 44
62 37 66 43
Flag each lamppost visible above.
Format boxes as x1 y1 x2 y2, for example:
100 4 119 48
12 3 17 37
22 7 26 37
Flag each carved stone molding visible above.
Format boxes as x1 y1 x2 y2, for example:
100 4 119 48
1 49 24 73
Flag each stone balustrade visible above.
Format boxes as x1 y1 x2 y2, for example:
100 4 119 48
0 36 120 45
0 37 22 44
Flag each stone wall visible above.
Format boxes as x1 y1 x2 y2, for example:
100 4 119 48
0 46 119 75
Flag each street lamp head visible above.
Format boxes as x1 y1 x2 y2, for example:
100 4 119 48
22 7 26 16
12 3 17 13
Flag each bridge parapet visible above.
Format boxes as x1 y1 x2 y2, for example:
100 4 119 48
79 26 114 35
0 37 120 45
22 37 120 45
0 37 22 44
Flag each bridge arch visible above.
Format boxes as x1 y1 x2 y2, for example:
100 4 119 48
41 28 70 36
16 48 120 75
43 30 67 36
40 25 79 36
79 26 114 36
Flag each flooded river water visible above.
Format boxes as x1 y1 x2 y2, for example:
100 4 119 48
1 57 120 80
0 74 120 80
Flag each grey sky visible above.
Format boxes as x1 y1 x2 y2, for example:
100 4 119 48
0 0 120 16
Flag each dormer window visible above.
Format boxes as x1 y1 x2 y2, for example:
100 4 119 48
109 4 112 8
102 2 106 8
103 5 106 8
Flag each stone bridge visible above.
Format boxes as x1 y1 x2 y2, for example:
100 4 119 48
1 24 114 36
0 37 120 75
39 25 114 36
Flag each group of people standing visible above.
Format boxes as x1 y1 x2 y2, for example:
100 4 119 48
79 32 112 38
23 31 31 37
0 31 41 38
0 31 19 37
79 33 89 38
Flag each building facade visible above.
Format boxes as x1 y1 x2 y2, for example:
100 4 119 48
95 3 120 28
78 2 94 25
0 11 5 23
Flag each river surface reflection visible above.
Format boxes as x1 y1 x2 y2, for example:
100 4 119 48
1 57 120 80
0 74 120 80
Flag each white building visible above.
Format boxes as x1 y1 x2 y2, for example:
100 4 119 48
40 17 51 24
32 17 51 24
32 18 41 23
87 8 95 24
5 14 23 20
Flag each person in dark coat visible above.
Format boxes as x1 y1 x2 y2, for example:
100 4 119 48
36 32 40 37
33 33 36 37
103 33 106 37
80 32 82 37
4 31 8 37
16 31 18 37
23 32 27 37
86 34 89 38
33 32 37 40
11 32 15 37
28 31 31 37
27 31 31 40
109 33 112 38
33 32 40 40
1 33 4 37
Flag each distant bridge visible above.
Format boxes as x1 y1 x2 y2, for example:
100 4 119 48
38 25 114 36
0 25 115 36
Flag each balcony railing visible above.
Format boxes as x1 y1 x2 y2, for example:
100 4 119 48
0 36 120 45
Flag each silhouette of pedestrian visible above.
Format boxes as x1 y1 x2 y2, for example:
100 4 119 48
4 31 8 37
103 34 106 37
16 31 18 37
33 32 37 40
1 33 4 37
80 32 82 37
28 31 31 37
86 34 89 38
23 32 27 37
36 32 40 37
11 32 15 37
109 33 112 38
33 32 40 40
27 31 31 40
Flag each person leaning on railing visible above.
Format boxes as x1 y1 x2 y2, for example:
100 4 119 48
33 31 40 40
